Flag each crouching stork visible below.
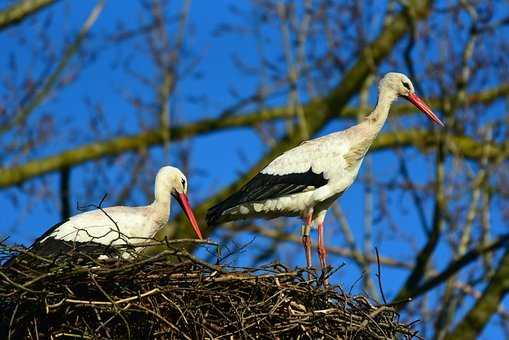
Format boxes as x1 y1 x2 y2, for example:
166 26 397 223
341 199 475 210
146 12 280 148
207 72 444 272
6 166 203 264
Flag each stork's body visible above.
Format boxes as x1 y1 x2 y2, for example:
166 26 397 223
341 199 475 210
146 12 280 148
207 72 444 271
10 166 203 262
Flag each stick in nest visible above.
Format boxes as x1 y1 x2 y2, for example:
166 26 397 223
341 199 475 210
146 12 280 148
0 242 421 339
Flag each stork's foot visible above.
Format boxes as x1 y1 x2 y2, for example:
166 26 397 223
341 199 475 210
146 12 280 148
318 246 328 269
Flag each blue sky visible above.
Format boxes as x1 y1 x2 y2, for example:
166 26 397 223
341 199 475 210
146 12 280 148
1 1 507 338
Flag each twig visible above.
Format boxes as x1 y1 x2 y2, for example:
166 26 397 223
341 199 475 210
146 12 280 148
375 247 387 305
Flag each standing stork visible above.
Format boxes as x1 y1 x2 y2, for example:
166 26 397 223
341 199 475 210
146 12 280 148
8 166 203 263
206 72 444 272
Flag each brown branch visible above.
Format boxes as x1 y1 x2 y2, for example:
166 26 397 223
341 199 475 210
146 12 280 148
393 10 486 307
0 73 507 187
391 131 447 307
0 108 286 187
221 222 411 269
444 249 509 340
0 125 507 192
1 4 506 191
0 247 419 338
0 0 105 135
0 0 57 30
398 233 509 304
0 1 434 192
165 0 435 242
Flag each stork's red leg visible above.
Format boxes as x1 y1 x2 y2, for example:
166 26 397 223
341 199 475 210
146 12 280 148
302 234 312 268
301 213 313 269
317 221 328 269
317 220 329 285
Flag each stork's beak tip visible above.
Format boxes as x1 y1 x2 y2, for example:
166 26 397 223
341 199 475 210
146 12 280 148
176 193 204 240
405 92 445 127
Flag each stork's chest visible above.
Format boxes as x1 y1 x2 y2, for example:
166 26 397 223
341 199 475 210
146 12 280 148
342 136 375 170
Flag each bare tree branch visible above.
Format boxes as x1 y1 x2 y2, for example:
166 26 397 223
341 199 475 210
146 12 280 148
395 234 509 306
0 0 105 135
445 249 509 340
166 0 435 241
1 75 507 188
0 0 57 30
219 222 411 269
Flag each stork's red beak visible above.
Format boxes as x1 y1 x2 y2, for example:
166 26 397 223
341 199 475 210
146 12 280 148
175 193 203 240
405 92 445 127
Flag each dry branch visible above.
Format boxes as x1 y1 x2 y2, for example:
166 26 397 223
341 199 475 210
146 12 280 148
444 249 509 340
1 0 433 195
0 0 105 135
0 242 420 339
0 0 57 30
222 222 412 269
1 125 507 191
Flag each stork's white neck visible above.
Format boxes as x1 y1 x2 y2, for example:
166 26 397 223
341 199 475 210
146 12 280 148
364 86 398 130
151 177 172 219
345 86 399 162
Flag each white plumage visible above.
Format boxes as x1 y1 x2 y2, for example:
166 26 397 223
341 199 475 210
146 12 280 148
14 166 203 261
207 72 444 271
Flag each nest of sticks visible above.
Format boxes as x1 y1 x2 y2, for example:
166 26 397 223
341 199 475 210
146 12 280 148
0 239 419 339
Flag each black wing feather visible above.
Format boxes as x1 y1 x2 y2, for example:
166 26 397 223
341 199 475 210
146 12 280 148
3 219 120 267
30 237 122 257
30 219 69 249
2 220 69 267
206 168 327 225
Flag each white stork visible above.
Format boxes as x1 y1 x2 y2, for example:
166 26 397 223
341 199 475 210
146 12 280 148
206 72 444 271
14 166 203 261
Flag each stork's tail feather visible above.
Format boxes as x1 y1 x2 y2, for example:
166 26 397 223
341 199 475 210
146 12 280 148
205 204 223 226
206 194 243 226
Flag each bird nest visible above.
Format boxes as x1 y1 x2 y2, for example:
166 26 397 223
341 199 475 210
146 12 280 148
0 240 419 339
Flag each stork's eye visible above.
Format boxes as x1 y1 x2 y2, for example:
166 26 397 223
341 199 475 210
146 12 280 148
181 178 186 188
402 81 411 90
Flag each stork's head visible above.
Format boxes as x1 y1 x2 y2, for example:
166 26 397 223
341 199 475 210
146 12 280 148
155 166 203 239
379 72 444 127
